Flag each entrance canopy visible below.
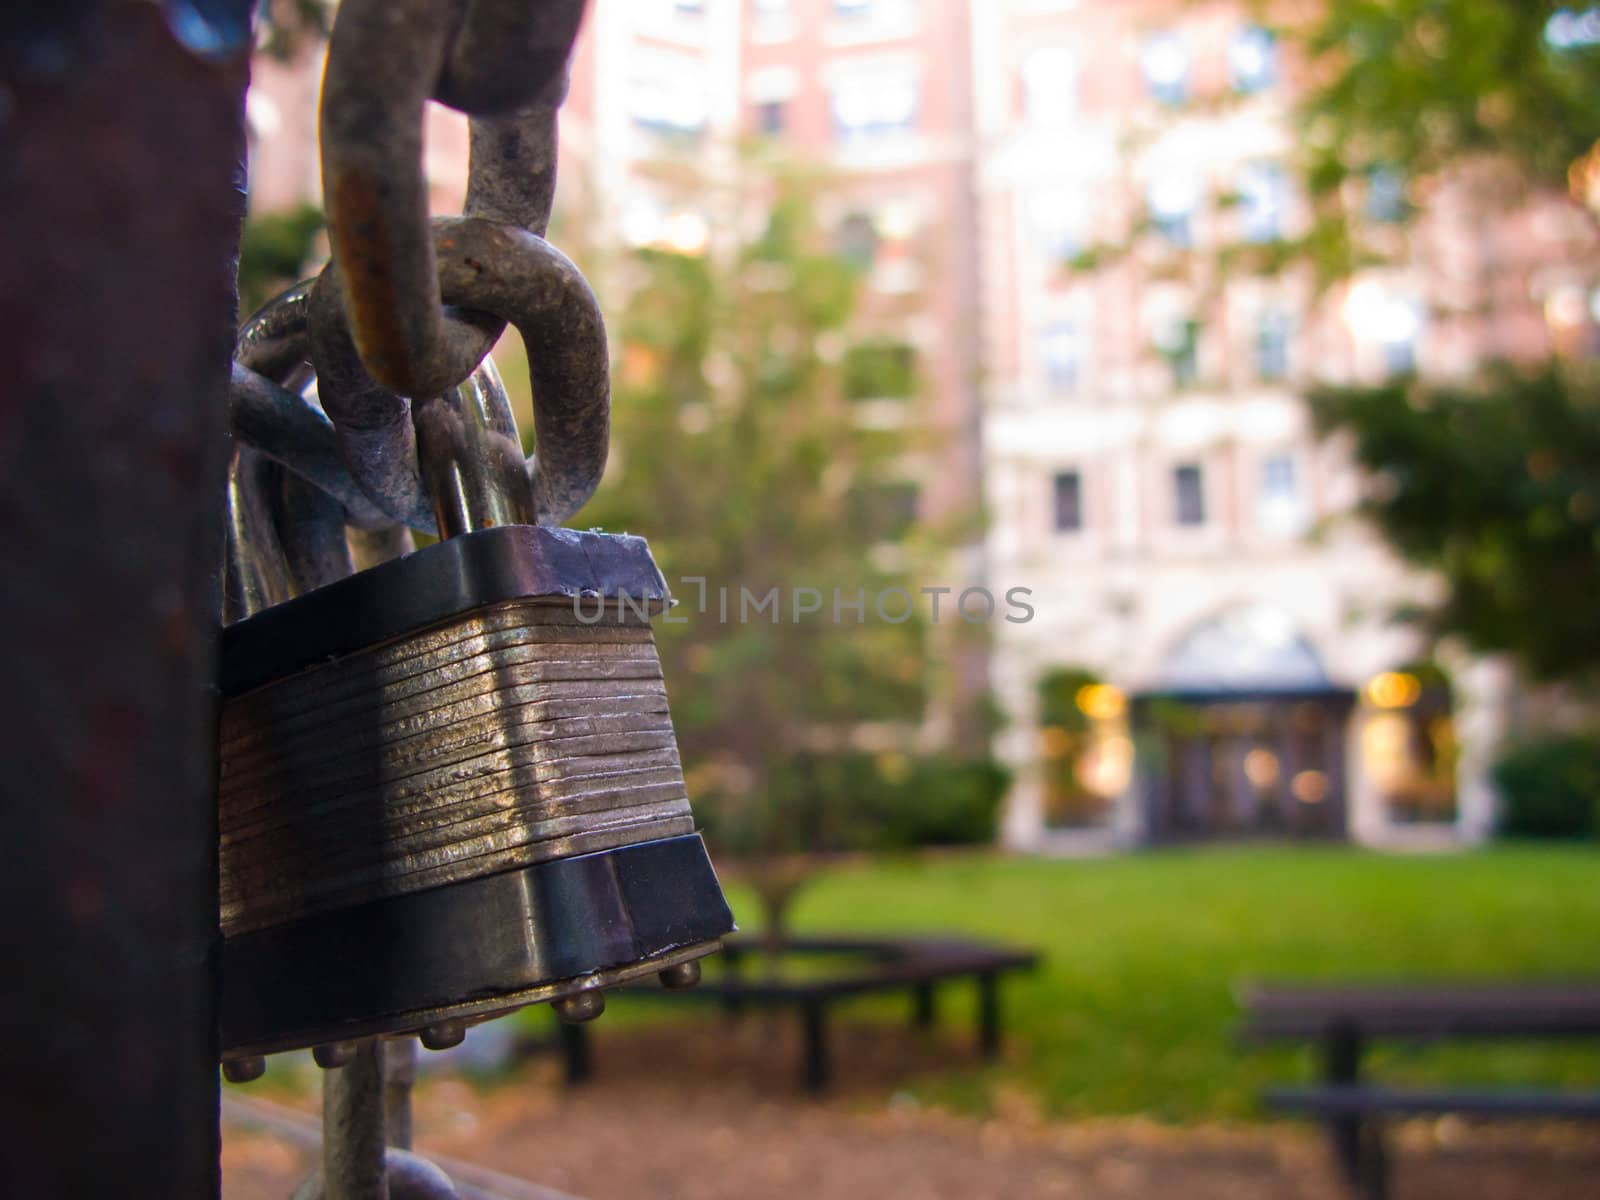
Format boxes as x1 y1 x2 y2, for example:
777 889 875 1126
1155 605 1332 697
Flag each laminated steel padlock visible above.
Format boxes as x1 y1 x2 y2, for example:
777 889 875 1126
218 283 732 1070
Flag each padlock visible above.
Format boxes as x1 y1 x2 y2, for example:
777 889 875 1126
218 272 732 1070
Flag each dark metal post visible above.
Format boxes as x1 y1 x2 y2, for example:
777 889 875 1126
1323 1020 1388 1199
912 982 937 1029
977 971 1002 1058
0 2 251 1195
721 944 746 1020
560 1021 591 1085
801 999 829 1092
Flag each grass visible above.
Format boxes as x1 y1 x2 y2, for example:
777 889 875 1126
707 845 1600 1121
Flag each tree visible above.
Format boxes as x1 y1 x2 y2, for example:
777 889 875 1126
1264 1 1600 685
573 161 990 949
1311 364 1600 681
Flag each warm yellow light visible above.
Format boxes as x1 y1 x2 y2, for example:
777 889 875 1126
1243 748 1281 790
1076 734 1134 797
1291 769 1330 804
1570 139 1600 215
1366 671 1422 709
1075 683 1127 722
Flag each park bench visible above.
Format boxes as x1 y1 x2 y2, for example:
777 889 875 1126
1238 981 1600 1200
560 934 1039 1092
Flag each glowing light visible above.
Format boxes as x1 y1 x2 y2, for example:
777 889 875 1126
1366 671 1422 709
1075 683 1127 721
1291 769 1330 804
1076 734 1134 797
664 211 710 255
1544 286 1587 329
1243 748 1281 789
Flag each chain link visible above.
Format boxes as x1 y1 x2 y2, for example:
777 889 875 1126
224 0 607 613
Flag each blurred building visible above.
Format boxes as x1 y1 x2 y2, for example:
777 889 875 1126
558 0 988 747
243 0 1597 849
975 0 1595 850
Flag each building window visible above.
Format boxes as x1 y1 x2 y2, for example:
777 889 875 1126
1028 185 1085 262
841 338 916 400
1258 454 1303 534
1384 324 1419 375
1238 161 1288 243
1374 295 1423 375
1255 309 1291 381
1156 316 1200 388
1343 281 1424 375
1367 167 1406 223
1042 323 1083 393
1173 463 1205 527
630 52 709 136
1141 32 1189 106
1022 47 1078 126
1148 174 1198 247
829 67 919 142
757 99 786 135
1546 8 1600 49
1229 26 1276 93
1053 470 1083 532
834 212 878 268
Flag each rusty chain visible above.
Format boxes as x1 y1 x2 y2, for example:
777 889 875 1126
224 0 607 581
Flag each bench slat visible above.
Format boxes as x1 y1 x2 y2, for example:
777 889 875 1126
1266 1084 1600 1120
1239 982 1600 1041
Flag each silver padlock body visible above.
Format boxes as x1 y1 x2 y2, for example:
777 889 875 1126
216 526 733 1055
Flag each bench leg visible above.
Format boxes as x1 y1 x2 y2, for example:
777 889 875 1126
560 1021 590 1086
1322 1023 1389 1200
912 983 936 1030
801 999 829 1092
1355 1119 1390 1200
721 947 745 1022
977 971 1001 1059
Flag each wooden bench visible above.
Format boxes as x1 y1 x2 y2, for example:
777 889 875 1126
1238 982 1600 1200
560 934 1039 1092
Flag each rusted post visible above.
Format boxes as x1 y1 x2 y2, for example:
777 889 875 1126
0 1 253 1194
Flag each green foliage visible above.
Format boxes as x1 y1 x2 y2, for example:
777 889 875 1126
1290 1 1600 202
1310 364 1600 681
236 202 323 318
1256 1 1600 289
840 338 917 401
577 162 949 859
1037 667 1100 734
700 752 1007 856
1493 734 1600 838
875 755 1008 848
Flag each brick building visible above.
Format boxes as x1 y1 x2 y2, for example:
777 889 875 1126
243 0 1599 848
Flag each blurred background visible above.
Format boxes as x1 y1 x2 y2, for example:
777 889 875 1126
227 2 1600 1196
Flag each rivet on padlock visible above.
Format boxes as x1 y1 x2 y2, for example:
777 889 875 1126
417 1021 467 1051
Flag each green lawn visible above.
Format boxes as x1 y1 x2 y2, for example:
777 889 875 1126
712 845 1600 1121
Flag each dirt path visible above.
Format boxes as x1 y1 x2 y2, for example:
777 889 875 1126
223 1020 1600 1199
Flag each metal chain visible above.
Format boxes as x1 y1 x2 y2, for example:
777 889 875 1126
221 5 608 1196
222 0 607 617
